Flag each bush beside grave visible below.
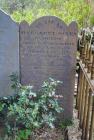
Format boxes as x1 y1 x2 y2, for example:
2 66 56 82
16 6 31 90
11 0 91 28
0 74 63 140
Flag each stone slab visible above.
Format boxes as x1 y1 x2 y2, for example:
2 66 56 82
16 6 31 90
20 16 78 119
0 10 19 97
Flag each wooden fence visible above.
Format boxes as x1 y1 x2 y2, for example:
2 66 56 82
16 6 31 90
76 29 94 140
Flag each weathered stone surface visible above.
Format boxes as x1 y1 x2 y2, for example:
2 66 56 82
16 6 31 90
0 10 19 97
67 109 82 140
20 16 78 119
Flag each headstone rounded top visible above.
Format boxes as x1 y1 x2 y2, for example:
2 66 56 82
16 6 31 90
20 16 78 30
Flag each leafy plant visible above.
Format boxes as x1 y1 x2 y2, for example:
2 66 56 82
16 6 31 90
60 119 73 129
5 74 63 139
0 102 5 112
17 129 31 140
90 15 94 26
11 0 91 28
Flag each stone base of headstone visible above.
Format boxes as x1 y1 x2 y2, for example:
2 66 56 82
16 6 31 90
67 109 82 140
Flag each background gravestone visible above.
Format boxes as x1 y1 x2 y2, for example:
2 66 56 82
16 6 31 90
0 10 19 97
20 16 78 119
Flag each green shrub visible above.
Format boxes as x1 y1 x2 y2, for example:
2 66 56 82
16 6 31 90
90 15 94 26
11 0 91 28
5 74 63 139
0 102 5 112
11 10 34 23
60 119 73 129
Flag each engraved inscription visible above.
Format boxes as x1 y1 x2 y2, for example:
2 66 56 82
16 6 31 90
20 16 78 119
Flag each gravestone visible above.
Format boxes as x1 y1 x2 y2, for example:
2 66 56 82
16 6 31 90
0 10 19 97
20 16 78 119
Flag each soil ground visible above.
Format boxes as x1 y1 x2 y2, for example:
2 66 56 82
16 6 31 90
32 127 64 140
